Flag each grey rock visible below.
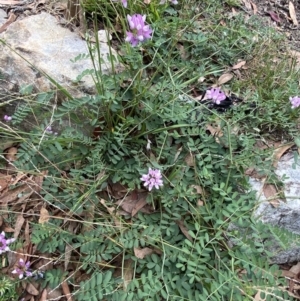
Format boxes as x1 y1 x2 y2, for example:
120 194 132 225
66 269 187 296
0 9 6 26
250 152 300 264
0 12 119 99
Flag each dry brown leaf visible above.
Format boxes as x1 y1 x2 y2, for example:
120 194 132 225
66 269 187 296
217 73 233 85
185 153 195 167
5 147 18 161
272 143 294 168
191 185 203 194
117 191 153 216
206 124 223 137
61 280 73 301
26 283 39 296
14 214 25 239
0 184 30 205
232 60 246 70
263 183 280 207
174 146 183 162
197 200 204 206
242 0 252 10
15 189 34 205
206 124 223 145
177 44 188 60
282 270 296 278
100 198 122 228
0 173 12 193
134 247 154 259
132 193 148 217
289 1 298 26
290 262 300 275
39 207 50 224
33 171 47 194
109 182 128 199
82 203 95 232
250 0 258 14
123 259 134 290
0 13 17 33
176 220 193 242
39 289 48 301
47 287 63 300
24 221 30 246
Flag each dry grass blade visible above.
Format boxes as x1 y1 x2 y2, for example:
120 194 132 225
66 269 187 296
289 1 298 26
123 259 134 290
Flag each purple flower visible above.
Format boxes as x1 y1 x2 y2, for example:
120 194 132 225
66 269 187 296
4 115 12 121
125 14 152 47
12 259 33 279
205 88 226 105
140 168 163 191
290 96 300 109
0 231 15 254
45 126 53 134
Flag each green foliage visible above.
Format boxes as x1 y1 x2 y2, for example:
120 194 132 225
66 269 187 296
0 276 18 301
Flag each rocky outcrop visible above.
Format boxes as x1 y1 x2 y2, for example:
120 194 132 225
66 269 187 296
0 11 118 100
250 152 300 264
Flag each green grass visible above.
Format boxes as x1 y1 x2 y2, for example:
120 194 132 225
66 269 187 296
1 0 299 300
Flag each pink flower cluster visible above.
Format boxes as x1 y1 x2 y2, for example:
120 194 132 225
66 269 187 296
0 231 15 254
12 258 32 279
141 168 163 191
125 14 152 47
290 96 300 109
4 115 12 121
205 88 226 105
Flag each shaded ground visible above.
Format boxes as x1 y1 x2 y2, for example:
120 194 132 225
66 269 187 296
241 0 300 50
